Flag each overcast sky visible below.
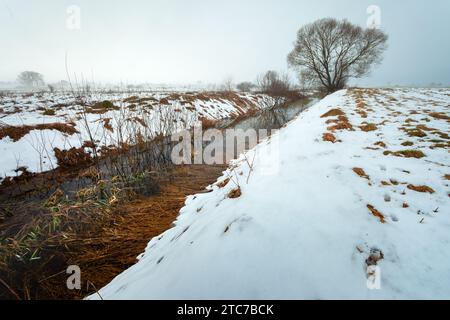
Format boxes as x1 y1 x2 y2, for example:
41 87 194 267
1 0 449 86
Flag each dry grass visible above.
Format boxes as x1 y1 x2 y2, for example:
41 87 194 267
228 187 242 199
42 109 56 116
353 167 370 180
0 165 226 299
367 205 386 223
356 109 368 118
0 123 78 142
217 178 230 188
321 108 345 118
359 123 378 132
383 150 426 159
322 132 337 143
54 147 93 169
401 141 414 147
199 117 219 130
374 141 387 148
327 115 353 132
85 100 119 114
428 112 450 121
407 184 435 194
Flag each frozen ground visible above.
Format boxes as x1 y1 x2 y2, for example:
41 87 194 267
88 88 450 300
0 91 274 179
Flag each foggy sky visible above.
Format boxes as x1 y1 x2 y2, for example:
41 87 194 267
1 0 449 86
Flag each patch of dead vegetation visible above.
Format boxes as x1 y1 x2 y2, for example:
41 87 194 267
322 132 337 143
383 149 426 159
217 178 230 188
428 112 450 121
321 108 345 118
0 122 78 142
42 109 56 116
401 141 414 147
429 141 450 150
405 118 418 124
54 147 93 169
431 130 450 140
407 184 435 194
356 109 368 118
326 116 353 132
402 127 427 138
103 118 113 132
359 123 378 132
353 167 370 180
86 100 119 114
228 187 242 199
367 205 386 223
374 141 387 148
200 117 219 130
416 124 436 132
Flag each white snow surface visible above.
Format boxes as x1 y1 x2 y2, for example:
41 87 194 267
88 88 450 300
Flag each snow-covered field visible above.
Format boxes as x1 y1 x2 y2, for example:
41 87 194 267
89 88 450 300
0 91 274 179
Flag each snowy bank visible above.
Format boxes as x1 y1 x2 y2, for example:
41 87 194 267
88 88 450 299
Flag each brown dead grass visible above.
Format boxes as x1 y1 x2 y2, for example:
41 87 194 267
353 167 370 180
444 175 450 181
322 132 337 143
383 150 426 159
321 108 345 118
217 177 230 188
367 205 386 223
228 187 242 199
327 115 353 132
54 147 93 169
356 109 368 118
407 184 435 194
428 112 450 121
403 128 427 138
0 165 227 299
374 141 387 148
0 123 78 142
200 117 219 130
359 123 378 132
401 141 414 147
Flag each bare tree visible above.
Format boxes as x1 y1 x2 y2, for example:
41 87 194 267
287 18 388 93
17 71 45 88
236 82 255 92
221 76 234 92
257 70 291 96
